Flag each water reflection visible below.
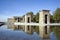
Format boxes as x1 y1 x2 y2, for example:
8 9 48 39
0 25 57 40
50 32 57 40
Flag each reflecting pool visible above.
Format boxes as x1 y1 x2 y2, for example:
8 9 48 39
0 25 57 40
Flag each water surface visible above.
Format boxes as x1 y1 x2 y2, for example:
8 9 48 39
0 25 57 40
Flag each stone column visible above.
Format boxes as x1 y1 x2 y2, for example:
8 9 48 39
25 15 27 32
29 16 31 33
39 11 45 38
47 13 50 34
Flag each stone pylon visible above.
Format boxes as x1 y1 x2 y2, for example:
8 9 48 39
25 15 32 33
39 10 50 38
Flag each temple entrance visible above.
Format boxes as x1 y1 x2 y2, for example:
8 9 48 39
45 15 47 24
27 17 30 23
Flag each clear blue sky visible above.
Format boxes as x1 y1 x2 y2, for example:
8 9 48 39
0 0 60 21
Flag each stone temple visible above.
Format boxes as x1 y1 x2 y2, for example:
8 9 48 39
7 10 50 38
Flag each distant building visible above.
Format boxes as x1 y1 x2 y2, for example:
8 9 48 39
7 18 15 30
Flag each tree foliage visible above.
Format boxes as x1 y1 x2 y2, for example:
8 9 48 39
53 8 60 23
35 12 39 23
26 12 33 16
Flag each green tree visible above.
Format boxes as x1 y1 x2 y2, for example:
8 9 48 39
35 12 39 23
53 8 60 23
26 12 33 15
50 15 54 23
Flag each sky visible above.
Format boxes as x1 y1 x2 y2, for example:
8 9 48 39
0 0 60 21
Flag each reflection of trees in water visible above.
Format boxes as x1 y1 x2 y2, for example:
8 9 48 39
31 26 39 34
53 26 60 40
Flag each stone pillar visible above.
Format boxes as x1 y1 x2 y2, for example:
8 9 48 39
39 10 50 38
25 15 27 32
39 11 45 38
47 13 50 34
